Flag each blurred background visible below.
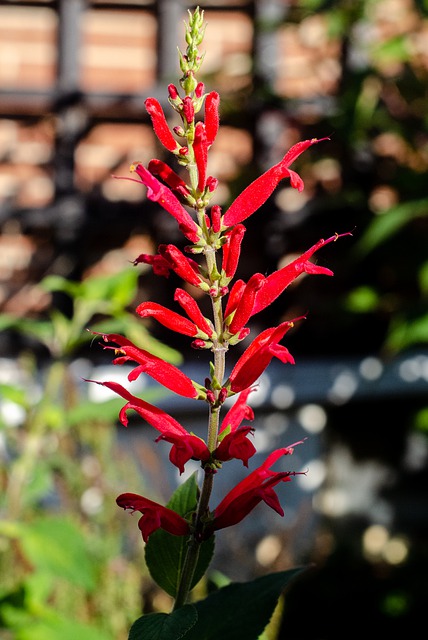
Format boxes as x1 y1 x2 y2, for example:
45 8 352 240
1 0 428 638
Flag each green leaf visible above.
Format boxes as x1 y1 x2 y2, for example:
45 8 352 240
181 569 305 640
128 606 197 640
145 474 215 598
16 517 97 591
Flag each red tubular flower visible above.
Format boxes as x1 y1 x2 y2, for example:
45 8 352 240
130 163 200 243
214 426 256 467
213 387 256 466
117 493 191 542
219 387 255 434
221 224 246 279
136 301 210 338
228 320 298 393
145 97 179 152
193 121 208 192
204 91 220 146
224 279 246 320
159 244 209 291
132 253 172 278
147 159 190 199
182 96 195 124
252 233 352 315
211 204 222 233
88 379 210 473
174 287 214 337
223 138 328 227
96 332 201 399
227 273 266 335
206 444 304 534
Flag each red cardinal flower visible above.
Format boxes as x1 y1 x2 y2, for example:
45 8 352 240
117 493 191 542
87 379 210 473
95 332 202 399
223 138 328 227
228 320 299 393
145 97 179 152
252 233 352 315
206 443 304 534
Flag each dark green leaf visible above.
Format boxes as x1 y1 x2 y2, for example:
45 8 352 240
129 606 197 640
182 568 305 640
145 474 215 598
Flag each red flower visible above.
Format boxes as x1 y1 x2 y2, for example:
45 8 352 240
224 279 246 320
214 426 256 467
228 320 299 393
145 97 178 152
117 493 191 542
193 121 208 192
159 244 209 291
252 233 352 315
182 96 195 124
206 444 304 534
227 273 266 335
214 387 256 466
210 204 222 233
130 163 200 243
136 301 210 339
174 287 214 337
204 91 220 146
95 332 202 399
87 379 210 473
132 252 172 277
147 159 190 199
223 138 328 227
221 224 246 279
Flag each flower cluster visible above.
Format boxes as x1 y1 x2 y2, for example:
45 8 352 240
90 8 349 603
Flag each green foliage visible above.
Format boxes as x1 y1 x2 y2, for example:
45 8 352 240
1 269 181 363
145 474 215 598
128 569 304 640
0 267 178 639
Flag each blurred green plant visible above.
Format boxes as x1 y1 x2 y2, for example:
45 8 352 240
0 269 181 639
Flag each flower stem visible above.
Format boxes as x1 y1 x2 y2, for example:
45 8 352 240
173 238 226 610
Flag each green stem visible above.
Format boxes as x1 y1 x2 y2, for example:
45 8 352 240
173 238 228 610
